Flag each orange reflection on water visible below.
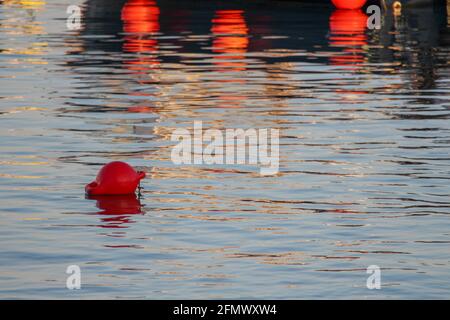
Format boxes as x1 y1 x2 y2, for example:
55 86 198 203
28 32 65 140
211 10 249 108
127 105 156 113
121 0 160 54
121 0 160 113
211 10 249 72
328 9 368 67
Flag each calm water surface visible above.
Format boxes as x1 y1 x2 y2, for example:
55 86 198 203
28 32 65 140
1 0 450 299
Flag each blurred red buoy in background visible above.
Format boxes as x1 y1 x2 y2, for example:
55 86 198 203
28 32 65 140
85 161 145 195
121 0 160 35
328 9 368 67
331 0 367 10
121 0 160 53
329 9 367 46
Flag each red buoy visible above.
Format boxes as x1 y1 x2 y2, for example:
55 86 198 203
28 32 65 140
85 161 145 195
331 0 367 10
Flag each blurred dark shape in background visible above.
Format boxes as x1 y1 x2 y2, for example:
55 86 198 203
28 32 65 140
77 0 449 91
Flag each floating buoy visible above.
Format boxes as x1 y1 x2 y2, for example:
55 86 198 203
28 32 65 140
331 0 367 10
121 0 160 53
393 1 402 16
85 161 145 195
